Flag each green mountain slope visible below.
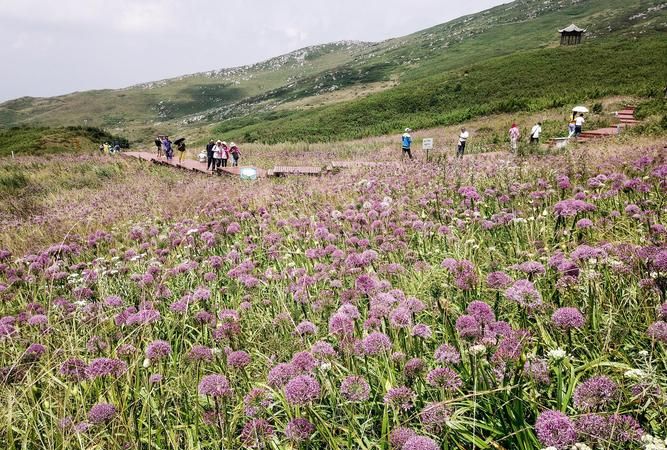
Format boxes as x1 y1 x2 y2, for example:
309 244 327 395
0 0 665 145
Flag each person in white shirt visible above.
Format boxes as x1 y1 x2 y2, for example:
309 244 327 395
574 114 585 136
530 122 542 144
456 127 469 158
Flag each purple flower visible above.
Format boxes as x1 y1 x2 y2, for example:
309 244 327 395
551 307 585 330
59 358 88 381
290 351 317 373
268 363 297 388
145 340 171 361
402 436 439 450
240 418 274 448
434 344 461 364
573 376 618 410
486 271 513 289
285 418 315 443
284 375 320 406
243 387 272 418
404 358 425 379
198 374 232 398
384 386 415 411
328 312 355 338
295 320 317 336
362 332 392 355
85 358 127 379
340 375 370 402
648 321 667 343
605 414 643 443
311 341 337 359
455 315 481 339
505 279 543 311
523 358 550 385
389 427 417 449
419 402 451 433
466 301 495 324
186 345 214 364
227 350 251 369
411 323 432 339
659 302 667 320
87 403 116 425
24 343 47 361
574 413 609 443
149 373 163 384
534 410 577 449
426 367 462 391
389 306 413 329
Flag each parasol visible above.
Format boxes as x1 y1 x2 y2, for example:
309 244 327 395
572 106 589 113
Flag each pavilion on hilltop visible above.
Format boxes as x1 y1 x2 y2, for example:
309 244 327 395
559 24 586 45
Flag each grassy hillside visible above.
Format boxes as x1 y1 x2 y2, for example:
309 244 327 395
0 126 129 157
216 34 667 143
0 0 665 145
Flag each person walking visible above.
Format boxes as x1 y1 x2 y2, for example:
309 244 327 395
162 136 173 161
177 140 186 163
574 114 585 137
103 142 110 154
567 119 576 138
509 123 520 153
99 143 104 154
206 139 215 170
456 127 469 158
401 128 413 160
229 142 240 167
212 140 223 171
220 142 229 168
154 137 163 157
529 122 542 144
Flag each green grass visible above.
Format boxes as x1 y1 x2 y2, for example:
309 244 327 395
0 126 129 157
216 34 667 143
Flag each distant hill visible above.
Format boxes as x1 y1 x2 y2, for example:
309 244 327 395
0 0 665 145
0 126 128 157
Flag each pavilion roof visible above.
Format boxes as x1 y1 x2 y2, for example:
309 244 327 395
559 24 586 33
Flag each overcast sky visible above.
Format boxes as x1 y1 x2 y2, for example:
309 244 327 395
0 0 506 102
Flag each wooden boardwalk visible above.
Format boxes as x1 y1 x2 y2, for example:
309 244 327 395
576 106 638 142
122 152 267 178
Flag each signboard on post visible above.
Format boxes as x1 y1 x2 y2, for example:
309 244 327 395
422 138 434 161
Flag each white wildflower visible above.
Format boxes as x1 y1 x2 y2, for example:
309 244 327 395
548 348 567 361
469 344 487 356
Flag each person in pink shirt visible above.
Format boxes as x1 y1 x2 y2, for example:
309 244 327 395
509 123 520 153
229 143 241 167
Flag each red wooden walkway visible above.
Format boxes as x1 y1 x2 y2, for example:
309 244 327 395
122 152 267 178
576 106 638 142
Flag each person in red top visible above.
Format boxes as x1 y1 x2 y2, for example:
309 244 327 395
229 143 240 167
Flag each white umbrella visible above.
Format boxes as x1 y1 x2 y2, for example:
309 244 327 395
572 106 589 113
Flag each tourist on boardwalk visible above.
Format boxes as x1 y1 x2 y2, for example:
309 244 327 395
568 119 576 138
162 136 173 161
230 142 240 166
574 113 585 136
456 127 469 158
529 122 542 144
401 128 413 160
154 137 163 158
176 139 186 163
220 141 230 168
509 123 520 153
99 143 104 154
212 140 224 170
103 142 110 154
206 139 215 170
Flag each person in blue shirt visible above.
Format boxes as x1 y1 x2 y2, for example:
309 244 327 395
402 128 413 160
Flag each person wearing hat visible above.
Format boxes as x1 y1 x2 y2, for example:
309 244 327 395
220 141 229 167
229 142 240 167
401 128 413 160
211 140 224 171
508 123 520 153
206 139 215 170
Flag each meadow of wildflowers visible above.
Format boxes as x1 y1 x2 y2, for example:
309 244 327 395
0 141 666 449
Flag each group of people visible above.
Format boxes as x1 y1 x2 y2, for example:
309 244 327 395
98 142 121 154
401 112 586 158
205 139 241 171
154 136 186 162
401 126 469 159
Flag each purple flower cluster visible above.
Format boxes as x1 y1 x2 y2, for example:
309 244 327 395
284 375 320 406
